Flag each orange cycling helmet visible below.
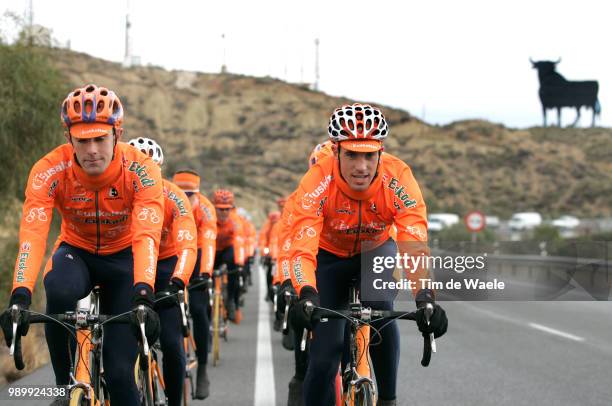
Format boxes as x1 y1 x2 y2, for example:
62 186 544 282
61 84 124 138
213 189 234 208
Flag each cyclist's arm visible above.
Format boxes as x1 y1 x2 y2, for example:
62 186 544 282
12 160 56 294
169 187 198 286
269 222 281 284
231 214 246 266
278 192 297 284
258 219 271 255
288 169 327 295
196 197 216 277
131 159 164 289
392 165 431 297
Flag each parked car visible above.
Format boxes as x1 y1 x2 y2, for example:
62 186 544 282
428 213 460 231
428 218 445 232
508 212 542 230
485 216 500 228
552 215 580 229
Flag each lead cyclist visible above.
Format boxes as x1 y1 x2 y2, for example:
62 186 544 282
0 85 163 406
288 103 448 406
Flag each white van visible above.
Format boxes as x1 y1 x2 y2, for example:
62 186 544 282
508 212 542 230
428 213 460 231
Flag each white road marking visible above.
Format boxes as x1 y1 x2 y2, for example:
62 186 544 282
254 264 276 406
528 322 585 342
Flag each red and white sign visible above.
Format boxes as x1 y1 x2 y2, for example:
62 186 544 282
465 211 486 232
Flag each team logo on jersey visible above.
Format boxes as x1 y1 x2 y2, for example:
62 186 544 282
168 191 188 216
105 186 120 200
128 161 156 188
387 178 417 208
47 180 59 198
31 160 72 190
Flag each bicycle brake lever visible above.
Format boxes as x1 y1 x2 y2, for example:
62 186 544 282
178 290 187 327
136 305 150 356
424 303 436 353
282 291 291 330
300 301 314 351
9 305 19 356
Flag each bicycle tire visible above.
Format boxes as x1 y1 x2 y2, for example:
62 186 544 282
68 387 88 406
212 293 220 366
353 382 375 406
152 356 167 405
136 353 155 406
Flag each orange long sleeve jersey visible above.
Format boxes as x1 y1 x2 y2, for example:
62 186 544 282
288 153 430 296
258 218 273 255
158 179 198 286
216 210 246 266
13 142 164 293
191 192 217 277
276 191 297 285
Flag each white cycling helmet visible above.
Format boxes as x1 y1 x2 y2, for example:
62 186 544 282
127 137 164 166
236 207 252 221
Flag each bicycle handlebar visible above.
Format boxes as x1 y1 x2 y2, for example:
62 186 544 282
299 303 436 367
10 307 136 371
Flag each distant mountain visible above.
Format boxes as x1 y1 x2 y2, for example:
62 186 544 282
48 48 612 223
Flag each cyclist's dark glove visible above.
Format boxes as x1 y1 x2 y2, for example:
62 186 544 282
290 286 320 332
0 289 31 347
415 288 448 338
154 278 184 310
189 273 210 291
131 283 161 344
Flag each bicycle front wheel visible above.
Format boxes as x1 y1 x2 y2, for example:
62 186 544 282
353 382 375 406
212 293 220 366
136 353 155 406
68 387 88 406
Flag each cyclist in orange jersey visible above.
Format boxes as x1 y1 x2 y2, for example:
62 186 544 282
212 189 246 323
172 169 217 399
236 207 257 287
0 85 163 406
259 209 282 301
288 103 448 406
279 141 334 406
128 137 197 406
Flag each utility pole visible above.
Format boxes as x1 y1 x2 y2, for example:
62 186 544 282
314 38 320 91
123 0 132 67
221 33 227 73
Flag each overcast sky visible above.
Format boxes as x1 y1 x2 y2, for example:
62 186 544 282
2 0 611 128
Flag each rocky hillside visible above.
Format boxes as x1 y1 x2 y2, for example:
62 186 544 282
46 48 612 224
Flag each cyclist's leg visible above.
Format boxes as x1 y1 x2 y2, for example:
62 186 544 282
303 249 352 406
43 242 93 385
220 247 240 318
189 249 210 365
360 239 401 402
155 255 185 406
190 249 211 398
94 247 140 405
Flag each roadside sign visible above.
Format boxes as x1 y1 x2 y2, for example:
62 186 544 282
465 211 486 232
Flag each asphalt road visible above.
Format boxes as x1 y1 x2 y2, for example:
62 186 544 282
2 265 612 405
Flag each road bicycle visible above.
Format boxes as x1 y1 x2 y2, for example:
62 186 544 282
9 287 161 406
299 284 435 406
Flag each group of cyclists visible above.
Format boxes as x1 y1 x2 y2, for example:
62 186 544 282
0 83 448 406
